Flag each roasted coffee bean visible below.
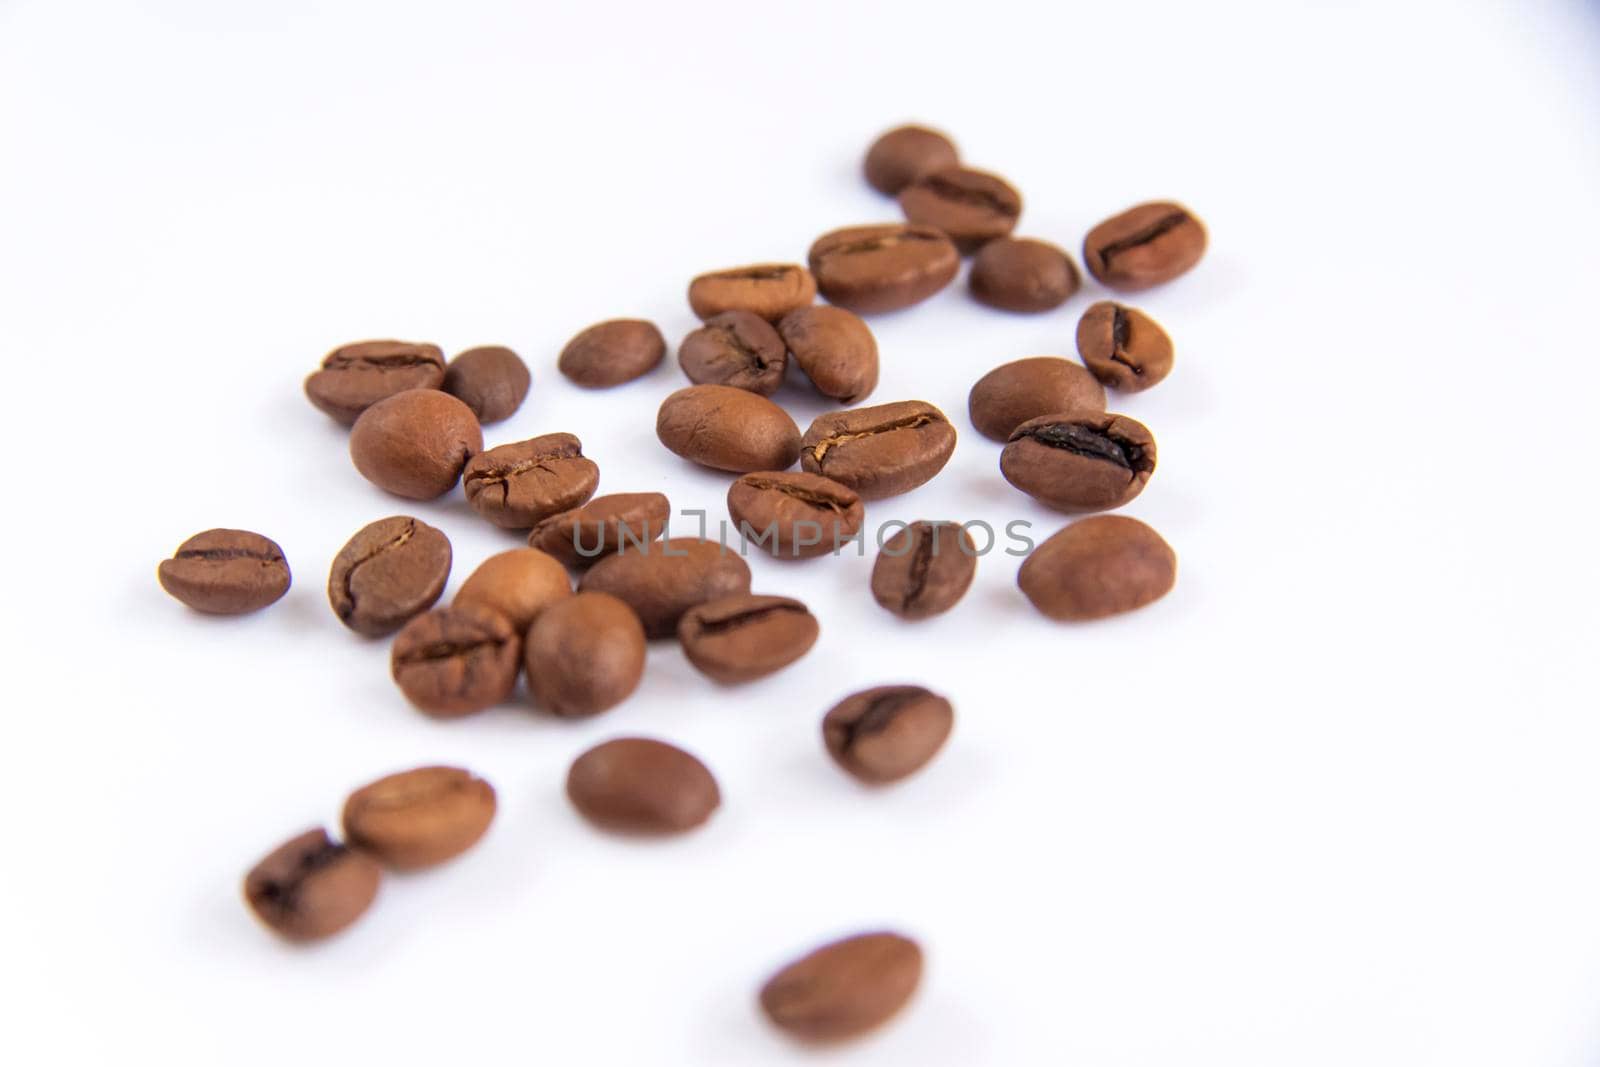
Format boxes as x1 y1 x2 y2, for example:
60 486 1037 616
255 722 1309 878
777 306 878 404
870 522 976 619
158 529 290 615
898 167 1022 252
1018 515 1177 620
327 516 451 636
863 125 959 195
678 594 819 684
726 471 863 559
528 492 671 567
1076 301 1174 392
678 311 787 395
967 357 1106 443
822 686 953 784
800 400 955 500
442 345 530 423
341 766 496 870
578 537 752 638
1083 201 1207 291
524 592 646 717
349 389 482 500
390 602 520 717
453 547 572 632
558 319 666 388
656 385 801 473
687 263 815 322
304 340 445 425
566 737 720 833
243 828 381 942
808 223 960 314
969 237 1080 312
759 931 923 1042
1001 413 1157 513
462 432 599 529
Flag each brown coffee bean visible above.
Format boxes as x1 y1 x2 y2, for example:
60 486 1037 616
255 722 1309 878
243 828 381 942
1001 412 1157 513
578 537 752 638
822 686 954 784
777 306 878 404
1083 201 1207 291
969 236 1080 312
678 594 818 684
1018 515 1177 620
759 931 923 1042
566 737 720 833
726 471 863 559
870 522 977 620
442 345 530 423
327 516 451 636
678 311 786 395
341 766 496 870
158 529 290 615
304 340 445 425
453 547 572 632
524 592 646 717
1076 301 1174 392
462 432 599 529
967 357 1106 442
656 385 800 473
807 223 960 314
864 125 959 195
390 602 520 716
558 319 666 388
687 263 815 322
349 389 482 500
528 492 671 567
898 167 1022 252
800 400 955 500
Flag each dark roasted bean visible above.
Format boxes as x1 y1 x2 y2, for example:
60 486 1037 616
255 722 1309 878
727 471 864 559
967 357 1105 442
1018 515 1177 620
870 522 976 619
677 594 819 684
799 400 955 500
442 345 530 423
1076 301 1174 392
1083 201 1207 290
821 686 953 784
678 310 787 395
304 340 445 425
327 516 451 636
158 529 290 615
808 223 960 314
1001 412 1157 513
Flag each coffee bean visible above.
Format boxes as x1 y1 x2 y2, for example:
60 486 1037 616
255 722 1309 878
453 547 572 632
864 125 959 195
967 357 1106 442
304 340 445 425
566 737 720 833
678 594 819 684
759 931 923 1042
777 306 878 404
687 263 815 322
870 522 977 619
442 345 530 423
1083 201 1207 291
349 389 483 500
558 319 666 388
1017 515 1177 620
341 766 496 870
524 592 646 717
528 492 671 567
656 384 801 473
808 223 960 314
390 602 520 716
969 236 1080 312
1001 412 1157 513
898 167 1022 252
243 828 381 942
158 529 290 615
462 432 599 529
678 311 786 395
822 686 953 784
578 537 752 638
799 400 955 500
726 471 863 559
327 516 451 636
1076 301 1174 392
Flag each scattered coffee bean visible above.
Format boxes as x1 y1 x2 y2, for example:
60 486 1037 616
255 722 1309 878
678 311 787 395
558 319 666 388
390 602 520 716
524 592 646 717
1018 514 1177 620
726 471 863 559
678 594 819 684
1001 412 1157 513
898 167 1022 252
870 522 977 620
967 357 1106 443
969 236 1080 312
327 516 451 636
566 737 721 833
243 827 381 942
158 529 290 615
800 400 955 500
578 537 752 638
808 223 960 314
462 432 599 529
777 306 878 404
453 547 572 632
528 492 671 567
341 766 496 870
822 686 953 784
687 263 816 322
759 931 923 1042
304 340 445 425
864 125 959 195
349 389 483 500
442 345 530 423
1076 301 1174 392
1083 200 1207 291
656 384 801 473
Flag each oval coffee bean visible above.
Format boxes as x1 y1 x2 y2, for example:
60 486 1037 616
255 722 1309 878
341 766 496 870
528 492 671 567
808 223 960 314
678 310 787 395
349 389 483 500
158 529 291 615
442 345 530 423
524 592 646 717
304 340 445 425
870 521 977 620
677 594 819 684
1018 515 1177 621
1083 200 1207 291
800 400 955 500
566 737 721 833
578 537 752 638
390 602 520 717
687 263 815 323
327 516 451 636
777 306 878 404
462 432 599 529
558 319 666 388
969 236 1080 312
1001 412 1157 513
822 686 954 784
1076 301 1174 392
726 471 863 559
656 384 800 473
898 167 1022 252
863 125 959 195
243 828 381 942
967 357 1106 443
759 931 923 1043
453 547 572 632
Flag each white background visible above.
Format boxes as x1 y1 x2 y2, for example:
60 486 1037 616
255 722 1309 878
3 1 1599 1063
